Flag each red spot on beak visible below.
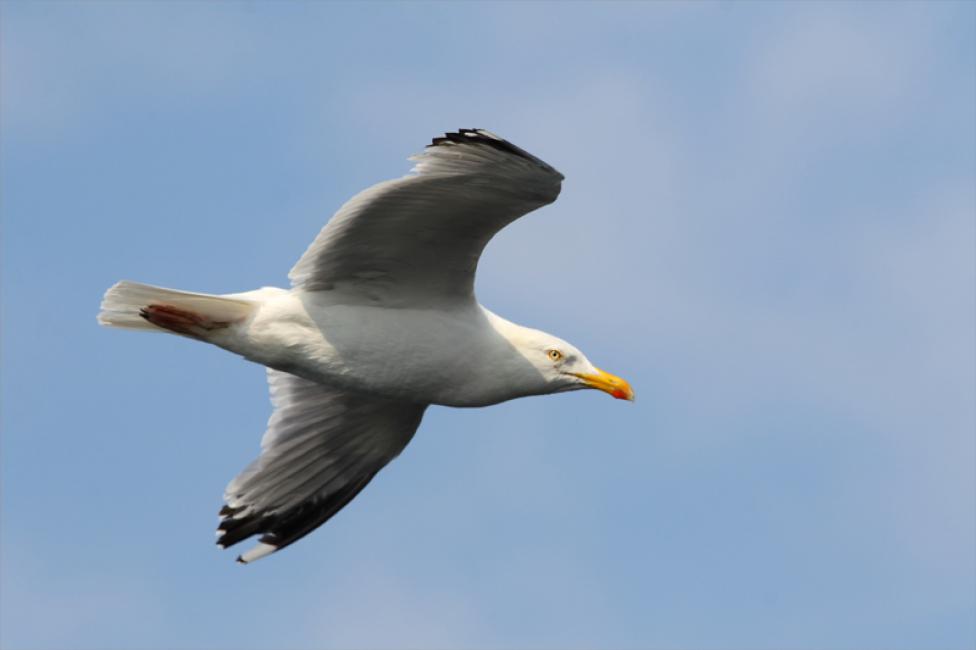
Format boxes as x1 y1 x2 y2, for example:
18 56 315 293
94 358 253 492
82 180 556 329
573 368 635 402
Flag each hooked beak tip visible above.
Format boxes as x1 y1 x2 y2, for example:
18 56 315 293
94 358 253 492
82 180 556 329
574 368 635 402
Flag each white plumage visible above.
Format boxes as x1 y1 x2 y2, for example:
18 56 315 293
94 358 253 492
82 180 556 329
98 129 633 563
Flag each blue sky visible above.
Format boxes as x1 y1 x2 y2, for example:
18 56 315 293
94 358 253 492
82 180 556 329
1 2 974 649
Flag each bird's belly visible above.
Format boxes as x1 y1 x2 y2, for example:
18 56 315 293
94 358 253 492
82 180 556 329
235 294 501 405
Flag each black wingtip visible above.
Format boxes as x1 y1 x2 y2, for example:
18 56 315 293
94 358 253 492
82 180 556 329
219 504 244 517
214 472 380 560
429 128 511 152
430 128 488 147
427 128 561 176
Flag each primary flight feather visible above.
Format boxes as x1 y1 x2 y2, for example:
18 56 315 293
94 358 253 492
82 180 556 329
98 128 634 564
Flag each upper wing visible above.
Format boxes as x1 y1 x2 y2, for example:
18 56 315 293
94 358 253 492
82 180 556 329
217 369 427 563
289 129 564 307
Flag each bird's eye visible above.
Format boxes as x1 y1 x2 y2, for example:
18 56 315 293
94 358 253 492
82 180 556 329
547 349 563 362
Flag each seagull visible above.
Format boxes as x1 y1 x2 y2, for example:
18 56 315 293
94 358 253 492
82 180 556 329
98 129 634 564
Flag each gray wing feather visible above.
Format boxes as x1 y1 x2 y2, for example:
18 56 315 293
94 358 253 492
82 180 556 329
218 369 426 563
288 129 563 307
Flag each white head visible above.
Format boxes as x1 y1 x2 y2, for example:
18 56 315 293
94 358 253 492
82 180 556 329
491 315 635 402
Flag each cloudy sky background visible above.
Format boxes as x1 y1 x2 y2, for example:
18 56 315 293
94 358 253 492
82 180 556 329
2 2 974 649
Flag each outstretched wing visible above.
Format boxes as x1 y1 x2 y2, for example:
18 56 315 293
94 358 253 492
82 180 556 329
217 369 426 563
289 129 564 307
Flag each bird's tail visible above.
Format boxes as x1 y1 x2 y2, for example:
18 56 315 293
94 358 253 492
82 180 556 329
98 280 256 333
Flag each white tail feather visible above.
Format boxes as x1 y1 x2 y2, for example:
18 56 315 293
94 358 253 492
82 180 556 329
98 281 255 331
236 542 277 564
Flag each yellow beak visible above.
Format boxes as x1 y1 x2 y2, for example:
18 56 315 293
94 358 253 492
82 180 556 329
573 367 635 401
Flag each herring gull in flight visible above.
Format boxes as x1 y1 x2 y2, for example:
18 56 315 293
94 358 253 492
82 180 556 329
98 129 634 564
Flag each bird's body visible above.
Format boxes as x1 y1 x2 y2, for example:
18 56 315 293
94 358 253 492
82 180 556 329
99 129 632 563
211 287 558 407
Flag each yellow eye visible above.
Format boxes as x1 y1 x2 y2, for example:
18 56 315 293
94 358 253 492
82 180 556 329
547 349 563 362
